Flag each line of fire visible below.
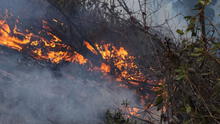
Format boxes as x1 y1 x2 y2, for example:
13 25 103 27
0 0 169 124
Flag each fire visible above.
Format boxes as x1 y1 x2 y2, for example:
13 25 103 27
94 43 146 83
84 41 98 55
127 107 140 116
100 63 111 73
117 47 128 59
122 106 141 118
83 41 147 85
0 11 158 112
0 10 167 123
0 16 87 64
0 14 145 80
67 52 88 64
0 20 32 51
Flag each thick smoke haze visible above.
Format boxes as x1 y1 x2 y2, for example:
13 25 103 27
0 53 137 124
0 0 138 123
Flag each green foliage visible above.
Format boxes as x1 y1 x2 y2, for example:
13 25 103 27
185 104 192 114
198 0 212 6
175 66 187 81
176 29 184 35
155 95 163 106
161 0 220 123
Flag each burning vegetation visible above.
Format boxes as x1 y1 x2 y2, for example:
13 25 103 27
3 0 219 124
0 6 162 123
0 11 149 85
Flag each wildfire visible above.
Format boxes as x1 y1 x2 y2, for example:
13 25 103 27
0 15 145 82
0 10 156 91
0 10 162 121
94 43 146 83
0 14 145 82
0 16 87 64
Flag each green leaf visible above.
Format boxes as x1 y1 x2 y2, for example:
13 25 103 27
176 75 185 81
194 3 203 10
176 29 184 35
185 104 192 113
194 48 203 52
184 16 192 21
175 69 183 73
199 0 212 5
199 0 205 5
155 95 163 106
205 0 212 5
191 53 202 57
186 23 195 32
197 57 204 62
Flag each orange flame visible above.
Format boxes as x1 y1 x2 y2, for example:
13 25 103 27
100 63 111 73
84 41 98 55
0 11 163 117
94 43 145 83
0 17 87 64
0 20 32 51
0 12 148 87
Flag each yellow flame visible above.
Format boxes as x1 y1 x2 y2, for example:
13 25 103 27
84 41 98 55
0 18 87 65
100 63 111 73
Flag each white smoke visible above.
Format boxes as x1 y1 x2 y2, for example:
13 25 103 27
0 53 137 124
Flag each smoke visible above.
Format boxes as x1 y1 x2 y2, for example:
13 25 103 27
0 52 137 124
148 0 220 38
0 0 139 123
0 0 50 19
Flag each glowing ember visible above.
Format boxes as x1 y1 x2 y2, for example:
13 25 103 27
122 106 141 118
128 107 140 116
100 63 111 73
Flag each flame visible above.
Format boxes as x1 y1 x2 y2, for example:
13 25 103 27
122 106 141 118
0 11 149 91
94 43 146 83
0 17 87 64
127 107 140 116
0 20 32 51
0 10 165 120
100 63 110 73
0 14 143 80
84 41 98 55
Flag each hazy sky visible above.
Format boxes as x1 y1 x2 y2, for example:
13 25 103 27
122 0 220 36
